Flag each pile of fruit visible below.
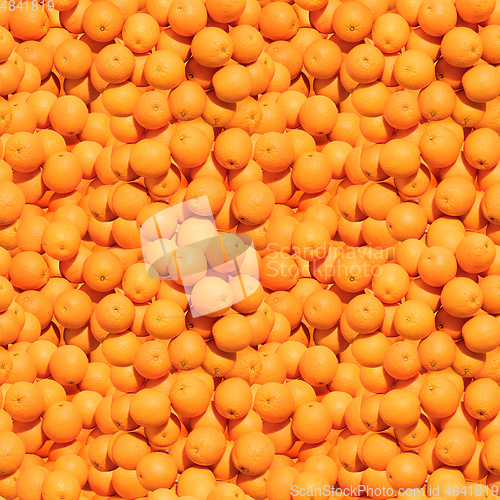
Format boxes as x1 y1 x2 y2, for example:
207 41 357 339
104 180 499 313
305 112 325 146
0 0 500 500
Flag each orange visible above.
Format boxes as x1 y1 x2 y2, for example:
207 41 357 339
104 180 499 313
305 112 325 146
338 434 366 472
419 373 462 419
299 345 338 387
332 252 374 293
4 132 45 174
81 1 124 42
206 0 245 23
53 39 92 80
167 81 207 122
49 96 89 138
9 4 49 41
331 2 374 43
101 81 142 119
417 0 457 37
214 377 252 420
383 340 421 380
254 132 294 174
42 152 83 194
111 431 151 470
464 128 500 172
184 175 227 216
259 2 299 42
133 92 171 131
343 293 385 335
170 373 212 418
462 314 500 354
144 414 182 449
9 251 49 291
419 123 461 169
290 220 330 263
435 425 476 466
211 313 253 353
479 275 500 315
94 293 135 335
253 381 294 424
122 13 161 54
0 26 14 64
142 298 185 340
417 246 457 288
351 82 390 119
302 455 337 487
167 0 207 37
479 25 500 64
456 0 495 22
212 64 252 104
40 470 81 500
94 44 135 85
0 180 25 226
191 277 234 318
372 12 411 53
440 27 484 68
299 95 338 137
386 453 428 490
393 299 435 341
165 330 206 371
455 233 496 275
230 180 275 226
136 452 177 491
452 90 487 127
426 467 467 499
0 275 14 314
434 175 476 217
169 124 212 169
4 381 44 424
418 81 457 122
464 378 500 421
379 389 421 429
191 27 234 68
452 340 487 378
418 330 457 371
292 152 333 195
230 429 275 475
360 432 400 471
212 129 252 172
48 344 89 388
42 401 83 444
101 331 141 369
393 49 435 91
16 465 50 500
82 250 124 293
481 433 500 475
303 39 342 80
111 466 148 499
441 277 483 318
481 182 500 225
201 90 237 128
206 484 246 500
395 414 431 448
462 63 500 104
303 289 342 330
41 220 81 263
52 454 88 488
371 262 410 304
53 289 92 330
383 90 421 131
